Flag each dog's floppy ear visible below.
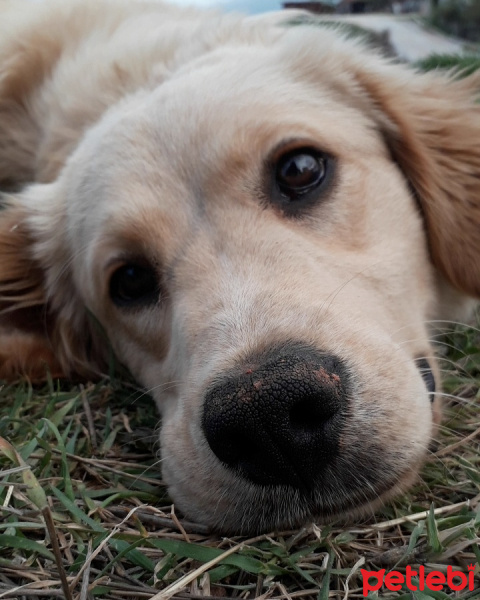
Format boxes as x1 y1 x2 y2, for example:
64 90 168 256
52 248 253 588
357 65 480 298
0 4 62 188
0 202 58 379
0 188 106 380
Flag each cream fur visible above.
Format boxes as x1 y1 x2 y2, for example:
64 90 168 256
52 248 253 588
0 0 479 533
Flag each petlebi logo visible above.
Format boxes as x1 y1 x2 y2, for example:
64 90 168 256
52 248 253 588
361 564 476 596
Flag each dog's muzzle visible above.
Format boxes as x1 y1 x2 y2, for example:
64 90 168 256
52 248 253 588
202 344 349 490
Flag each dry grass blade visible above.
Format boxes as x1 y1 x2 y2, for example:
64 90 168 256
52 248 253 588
372 500 476 530
79 538 93 600
42 505 73 600
148 543 244 600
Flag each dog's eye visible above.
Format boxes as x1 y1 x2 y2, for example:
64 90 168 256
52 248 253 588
275 149 328 199
109 263 159 307
416 358 436 401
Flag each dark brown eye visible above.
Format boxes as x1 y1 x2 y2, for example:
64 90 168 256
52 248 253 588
415 357 436 400
276 149 328 199
109 263 159 308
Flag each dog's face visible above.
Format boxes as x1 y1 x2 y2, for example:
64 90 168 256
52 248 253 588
1 25 479 533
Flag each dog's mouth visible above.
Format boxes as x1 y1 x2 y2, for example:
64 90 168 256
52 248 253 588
179 443 418 535
170 344 435 534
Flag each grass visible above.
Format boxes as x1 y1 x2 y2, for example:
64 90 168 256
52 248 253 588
0 315 479 599
415 54 480 77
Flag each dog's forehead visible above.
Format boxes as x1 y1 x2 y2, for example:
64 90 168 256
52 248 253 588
66 37 389 256
79 41 384 195
146 45 381 157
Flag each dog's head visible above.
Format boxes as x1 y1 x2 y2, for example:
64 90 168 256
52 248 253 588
1 23 479 533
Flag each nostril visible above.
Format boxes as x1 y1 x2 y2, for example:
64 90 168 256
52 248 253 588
289 397 331 432
235 442 265 475
212 432 263 468
214 433 242 466
209 427 286 485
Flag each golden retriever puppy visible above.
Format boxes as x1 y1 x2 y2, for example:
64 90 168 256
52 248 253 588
0 0 479 534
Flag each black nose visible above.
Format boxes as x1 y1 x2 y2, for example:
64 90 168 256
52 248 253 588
202 344 349 489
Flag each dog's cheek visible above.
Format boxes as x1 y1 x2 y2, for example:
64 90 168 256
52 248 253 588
336 337 434 476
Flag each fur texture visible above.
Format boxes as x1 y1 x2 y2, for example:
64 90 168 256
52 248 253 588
0 0 479 533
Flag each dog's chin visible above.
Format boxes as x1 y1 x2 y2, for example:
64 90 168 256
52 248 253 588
168 451 426 536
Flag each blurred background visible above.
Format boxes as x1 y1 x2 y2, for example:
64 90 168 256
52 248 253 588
169 0 479 25
166 0 479 63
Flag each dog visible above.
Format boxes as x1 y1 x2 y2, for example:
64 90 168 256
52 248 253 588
0 0 479 535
